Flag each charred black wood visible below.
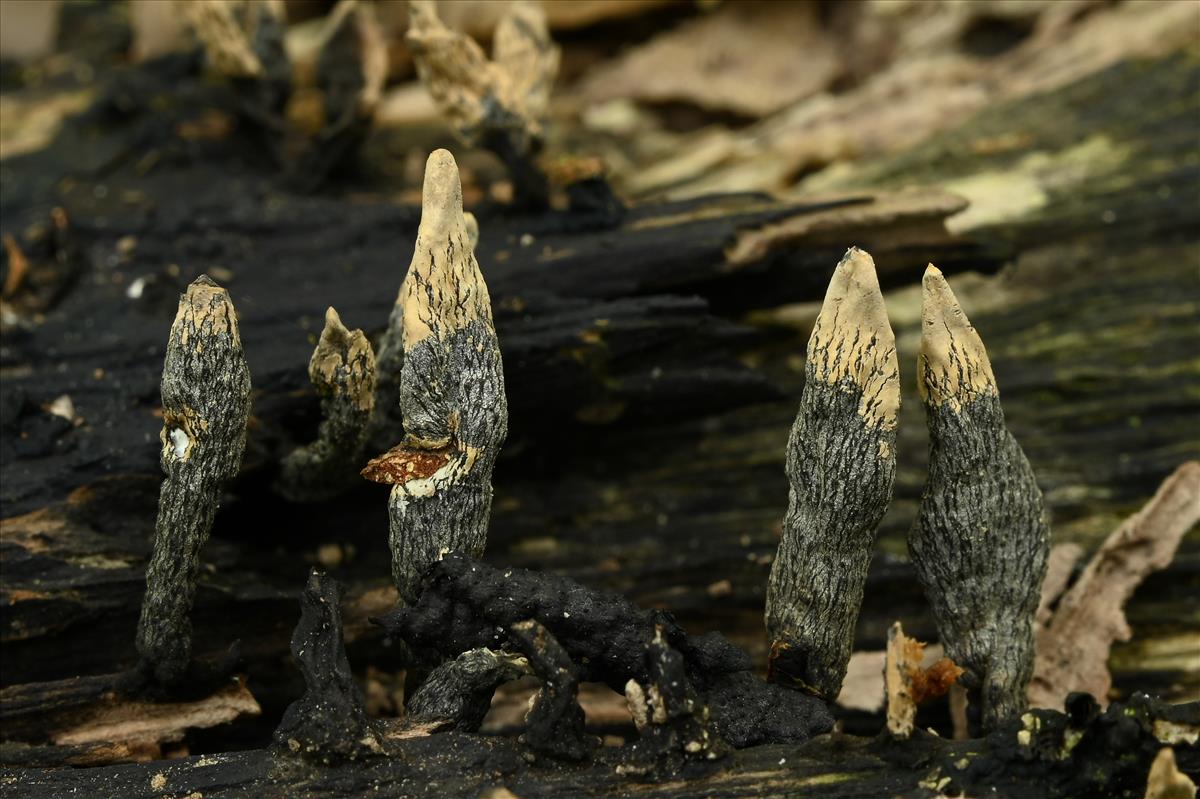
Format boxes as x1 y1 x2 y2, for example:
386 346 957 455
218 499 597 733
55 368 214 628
766 247 899 699
273 569 382 764
908 266 1049 732
135 276 252 687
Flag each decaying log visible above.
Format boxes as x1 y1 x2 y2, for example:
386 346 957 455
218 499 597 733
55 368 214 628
908 266 1050 731
1 38 1198 789
765 246 899 699
135 276 252 687
2 579 1195 799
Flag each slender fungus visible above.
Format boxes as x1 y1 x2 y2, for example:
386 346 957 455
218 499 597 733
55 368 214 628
765 247 900 699
278 307 376 502
406 0 560 207
362 150 507 605
909 265 1049 731
182 0 291 116
135 276 251 686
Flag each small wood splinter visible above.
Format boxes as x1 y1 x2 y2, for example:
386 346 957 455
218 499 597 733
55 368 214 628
362 149 508 605
765 247 900 700
136 276 251 686
909 265 1050 732
277 306 376 502
885 621 964 739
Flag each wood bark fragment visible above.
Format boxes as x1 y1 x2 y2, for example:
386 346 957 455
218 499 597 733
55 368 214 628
0 672 259 766
1029 461 1200 710
1143 747 1197 799
135 276 252 687
909 265 1049 731
765 246 899 699
277 307 376 502
1036 542 1083 627
365 149 508 605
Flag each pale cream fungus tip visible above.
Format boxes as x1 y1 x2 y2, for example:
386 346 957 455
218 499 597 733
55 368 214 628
808 247 900 430
918 264 997 408
401 150 491 349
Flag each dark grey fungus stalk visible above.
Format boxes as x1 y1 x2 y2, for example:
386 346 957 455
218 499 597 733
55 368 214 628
135 275 251 686
278 306 375 502
765 247 900 699
909 265 1049 731
361 149 507 605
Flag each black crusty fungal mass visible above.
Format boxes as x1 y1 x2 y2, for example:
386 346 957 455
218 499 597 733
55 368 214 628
375 554 834 747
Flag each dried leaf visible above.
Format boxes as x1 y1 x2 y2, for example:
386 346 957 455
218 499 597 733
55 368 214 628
578 1 838 118
1029 461 1200 709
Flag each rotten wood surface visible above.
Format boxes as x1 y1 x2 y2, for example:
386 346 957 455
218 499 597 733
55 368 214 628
0 26 1198 795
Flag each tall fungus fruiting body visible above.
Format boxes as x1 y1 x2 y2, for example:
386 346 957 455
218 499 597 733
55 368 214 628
765 248 899 699
386 150 507 604
909 266 1049 731
136 276 251 685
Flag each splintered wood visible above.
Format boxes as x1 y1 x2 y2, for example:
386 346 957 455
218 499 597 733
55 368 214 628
885 621 964 738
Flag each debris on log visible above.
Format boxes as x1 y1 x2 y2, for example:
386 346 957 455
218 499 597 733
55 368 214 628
375 554 834 749
884 621 963 739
